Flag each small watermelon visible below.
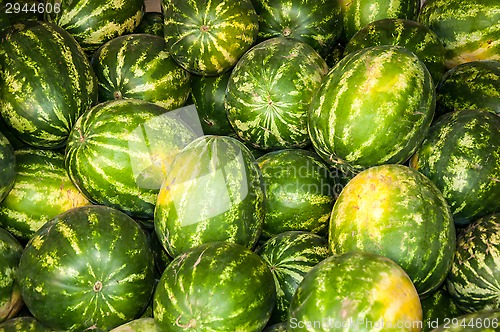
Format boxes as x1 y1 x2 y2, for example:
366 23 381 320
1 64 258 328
0 228 23 323
134 12 163 36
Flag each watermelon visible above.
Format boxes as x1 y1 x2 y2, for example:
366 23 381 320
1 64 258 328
109 317 156 331
344 18 446 83
0 21 98 149
91 34 191 110
153 241 276 331
256 149 337 237
251 0 343 57
162 0 259 76
339 0 421 44
435 60 500 116
0 148 89 242
65 99 199 219
0 132 15 203
0 228 23 323
446 213 500 313
256 231 330 324
308 45 435 173
225 37 328 151
46 0 144 52
421 285 464 332
134 12 164 36
409 109 500 226
154 135 265 257
288 251 422 331
430 309 500 332
418 0 500 69
0 317 51 332
16 205 155 331
329 164 456 297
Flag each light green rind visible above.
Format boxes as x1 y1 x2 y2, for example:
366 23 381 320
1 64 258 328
109 317 157 331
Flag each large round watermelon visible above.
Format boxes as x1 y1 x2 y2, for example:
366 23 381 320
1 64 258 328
154 135 265 257
329 164 456 297
0 228 23 323
153 241 276 331
0 133 15 203
16 205 156 331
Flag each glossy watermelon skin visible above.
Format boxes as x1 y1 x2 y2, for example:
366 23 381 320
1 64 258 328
0 21 98 149
329 164 456 297
91 34 191 110
251 0 343 57
16 205 156 331
226 37 328 151
0 133 15 203
308 45 435 173
256 231 329 324
435 60 500 116
256 149 337 237
163 0 259 76
410 109 500 226
153 241 276 331
418 0 500 69
0 228 23 323
446 213 500 313
65 99 198 219
154 135 265 257
0 148 89 242
430 309 500 332
288 251 422 332
46 0 144 52
344 18 446 83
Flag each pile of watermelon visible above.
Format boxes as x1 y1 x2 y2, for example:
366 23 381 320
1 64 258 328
0 0 499 331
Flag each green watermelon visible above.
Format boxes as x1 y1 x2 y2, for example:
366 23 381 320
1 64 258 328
288 251 422 331
65 99 199 219
0 21 98 149
339 0 421 44
446 213 500 313
109 317 156 331
16 205 155 331
154 135 265 257
418 0 500 69
421 285 464 332
308 45 435 173
0 132 15 203
344 18 446 83
329 164 456 297
153 241 276 331
91 34 191 110
430 309 500 331
0 148 89 242
0 317 51 332
46 0 144 52
256 231 330 324
134 12 164 36
0 228 23 323
256 149 337 237
225 37 328 151
251 0 343 57
162 0 259 76
435 60 500 116
409 109 500 226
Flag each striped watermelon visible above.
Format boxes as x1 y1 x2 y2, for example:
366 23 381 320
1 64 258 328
16 205 155 331
65 99 199 219
256 231 330 324
91 34 191 110
0 228 23 323
308 45 435 173
225 37 328 151
0 21 98 149
256 149 337 237
418 0 500 69
0 133 15 203
421 286 464 331
109 317 156 331
154 135 265 257
0 148 89 242
329 164 456 297
162 0 259 76
344 18 446 83
288 251 422 331
251 0 343 57
435 60 500 116
46 0 144 52
153 241 276 331
446 213 500 313
410 109 500 226
339 0 421 44
134 12 164 36
430 309 500 331
0 317 51 332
